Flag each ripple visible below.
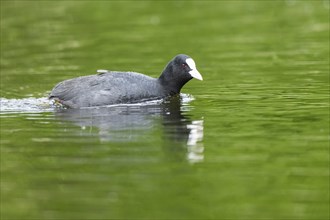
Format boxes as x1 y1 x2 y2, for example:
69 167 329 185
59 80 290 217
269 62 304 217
0 97 54 114
0 93 195 114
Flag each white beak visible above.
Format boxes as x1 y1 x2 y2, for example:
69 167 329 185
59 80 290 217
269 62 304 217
189 68 203 81
186 58 203 81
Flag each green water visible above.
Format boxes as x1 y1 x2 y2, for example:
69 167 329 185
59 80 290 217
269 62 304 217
1 1 329 219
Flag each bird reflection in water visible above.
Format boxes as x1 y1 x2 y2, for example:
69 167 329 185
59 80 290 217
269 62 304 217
54 94 204 163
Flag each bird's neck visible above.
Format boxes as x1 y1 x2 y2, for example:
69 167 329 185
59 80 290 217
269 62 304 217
158 77 186 96
158 63 189 96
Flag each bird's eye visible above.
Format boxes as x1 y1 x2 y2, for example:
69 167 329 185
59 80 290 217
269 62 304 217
181 63 187 68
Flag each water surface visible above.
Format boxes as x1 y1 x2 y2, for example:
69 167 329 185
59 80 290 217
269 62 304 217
1 1 329 219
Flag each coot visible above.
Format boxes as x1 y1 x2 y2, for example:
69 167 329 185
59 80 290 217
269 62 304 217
49 54 203 108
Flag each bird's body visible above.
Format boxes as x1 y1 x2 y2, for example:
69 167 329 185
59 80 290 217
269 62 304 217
49 54 202 108
51 71 164 108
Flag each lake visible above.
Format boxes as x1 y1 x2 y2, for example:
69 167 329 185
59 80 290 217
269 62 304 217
1 1 329 219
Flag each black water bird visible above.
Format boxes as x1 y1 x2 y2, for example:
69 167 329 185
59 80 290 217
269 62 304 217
49 54 203 108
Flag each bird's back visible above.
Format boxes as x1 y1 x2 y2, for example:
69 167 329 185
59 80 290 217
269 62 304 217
50 71 163 107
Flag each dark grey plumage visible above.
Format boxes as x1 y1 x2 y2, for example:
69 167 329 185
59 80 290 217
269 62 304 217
49 54 202 108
